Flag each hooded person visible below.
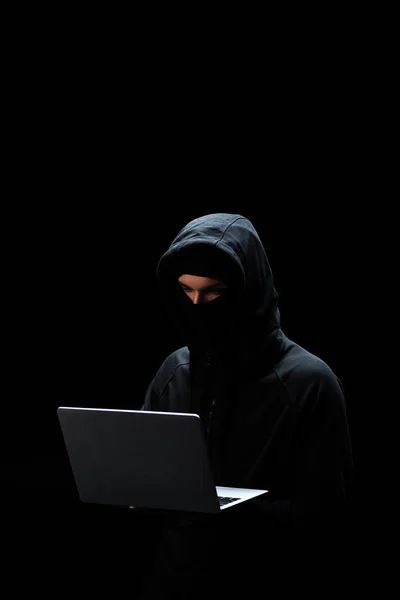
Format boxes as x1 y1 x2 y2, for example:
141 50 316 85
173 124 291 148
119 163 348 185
140 213 354 597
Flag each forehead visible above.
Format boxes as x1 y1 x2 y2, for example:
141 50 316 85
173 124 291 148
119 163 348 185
178 274 227 289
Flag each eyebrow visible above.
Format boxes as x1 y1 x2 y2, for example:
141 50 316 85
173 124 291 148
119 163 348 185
179 282 228 290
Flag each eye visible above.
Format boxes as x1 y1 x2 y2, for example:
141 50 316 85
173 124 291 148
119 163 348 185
206 290 221 297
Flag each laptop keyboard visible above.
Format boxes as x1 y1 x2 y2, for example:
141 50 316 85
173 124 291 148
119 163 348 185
218 496 241 507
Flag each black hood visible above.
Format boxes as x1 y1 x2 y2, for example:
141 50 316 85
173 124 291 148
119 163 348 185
156 213 285 376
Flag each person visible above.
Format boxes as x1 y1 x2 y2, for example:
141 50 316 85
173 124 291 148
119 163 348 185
139 213 354 598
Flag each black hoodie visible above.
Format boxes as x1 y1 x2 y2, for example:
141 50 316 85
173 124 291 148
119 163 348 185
141 213 354 594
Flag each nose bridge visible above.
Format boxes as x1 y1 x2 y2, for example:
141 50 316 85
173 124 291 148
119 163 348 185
193 290 204 304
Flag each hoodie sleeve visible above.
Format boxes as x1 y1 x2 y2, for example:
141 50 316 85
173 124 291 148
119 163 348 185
227 369 354 544
301 374 353 522
142 377 158 410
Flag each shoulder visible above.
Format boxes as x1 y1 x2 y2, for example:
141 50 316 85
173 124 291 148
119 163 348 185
275 338 345 408
151 346 190 394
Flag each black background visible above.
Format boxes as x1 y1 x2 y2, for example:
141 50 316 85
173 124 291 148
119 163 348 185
2 16 385 593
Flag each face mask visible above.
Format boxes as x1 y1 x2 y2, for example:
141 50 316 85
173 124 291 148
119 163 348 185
179 292 239 353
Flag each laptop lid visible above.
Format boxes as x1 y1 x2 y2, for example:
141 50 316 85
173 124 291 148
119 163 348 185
57 406 267 514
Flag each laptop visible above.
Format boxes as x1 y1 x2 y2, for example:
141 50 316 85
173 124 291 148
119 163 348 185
57 406 268 513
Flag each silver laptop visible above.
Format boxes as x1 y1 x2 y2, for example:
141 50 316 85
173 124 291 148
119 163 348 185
57 406 268 513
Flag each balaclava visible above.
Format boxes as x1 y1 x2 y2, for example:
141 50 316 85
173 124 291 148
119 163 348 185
173 245 243 358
